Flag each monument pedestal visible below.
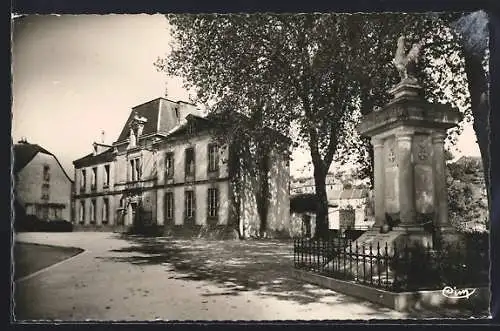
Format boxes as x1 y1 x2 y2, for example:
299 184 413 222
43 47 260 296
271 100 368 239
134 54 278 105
355 78 463 254
354 227 432 255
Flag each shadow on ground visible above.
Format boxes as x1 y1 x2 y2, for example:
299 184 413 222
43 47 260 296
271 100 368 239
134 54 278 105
97 234 487 319
98 235 379 307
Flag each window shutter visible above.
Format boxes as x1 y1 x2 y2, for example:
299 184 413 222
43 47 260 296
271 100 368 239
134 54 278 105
136 158 141 179
171 192 175 221
183 191 187 222
207 188 210 218
217 187 220 218
207 144 211 173
192 190 196 220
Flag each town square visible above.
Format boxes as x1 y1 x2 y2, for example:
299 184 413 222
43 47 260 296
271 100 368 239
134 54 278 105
11 11 492 321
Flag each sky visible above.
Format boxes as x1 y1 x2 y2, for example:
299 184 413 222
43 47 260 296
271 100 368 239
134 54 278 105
11 14 482 179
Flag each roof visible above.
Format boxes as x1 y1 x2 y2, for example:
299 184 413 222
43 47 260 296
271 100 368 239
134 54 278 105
73 148 115 168
13 142 53 174
13 141 72 181
329 188 368 200
114 98 202 143
456 156 482 165
164 111 291 145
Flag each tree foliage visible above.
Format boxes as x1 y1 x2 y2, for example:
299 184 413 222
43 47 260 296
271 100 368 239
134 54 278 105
447 157 488 232
156 12 487 238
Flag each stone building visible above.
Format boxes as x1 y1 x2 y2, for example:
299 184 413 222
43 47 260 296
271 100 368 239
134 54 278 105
290 173 338 195
14 139 73 221
327 187 374 231
290 173 373 232
72 97 291 238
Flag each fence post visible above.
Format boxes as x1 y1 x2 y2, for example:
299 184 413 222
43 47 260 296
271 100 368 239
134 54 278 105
355 241 359 282
362 243 366 284
307 240 312 270
343 238 347 279
369 243 373 286
349 240 352 280
377 242 381 287
299 237 302 267
385 243 390 290
316 239 320 272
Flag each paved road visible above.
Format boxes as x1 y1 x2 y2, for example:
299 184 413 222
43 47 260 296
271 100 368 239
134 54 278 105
13 232 411 321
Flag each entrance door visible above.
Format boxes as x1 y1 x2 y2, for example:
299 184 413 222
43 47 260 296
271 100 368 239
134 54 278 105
131 203 138 226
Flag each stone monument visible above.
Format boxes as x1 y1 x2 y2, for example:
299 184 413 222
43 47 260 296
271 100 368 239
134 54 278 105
354 35 464 252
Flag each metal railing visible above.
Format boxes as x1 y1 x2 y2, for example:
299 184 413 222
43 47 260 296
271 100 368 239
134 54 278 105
293 236 489 292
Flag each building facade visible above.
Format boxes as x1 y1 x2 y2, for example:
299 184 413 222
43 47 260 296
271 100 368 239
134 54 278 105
72 97 291 238
290 173 339 195
327 188 374 230
14 140 73 221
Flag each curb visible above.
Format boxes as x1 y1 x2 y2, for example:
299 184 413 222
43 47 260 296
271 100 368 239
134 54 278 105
15 249 88 283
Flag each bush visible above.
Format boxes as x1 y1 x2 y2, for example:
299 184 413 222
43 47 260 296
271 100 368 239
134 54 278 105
343 229 366 240
15 215 40 232
128 224 163 237
37 220 73 232
389 241 489 291
15 217 73 232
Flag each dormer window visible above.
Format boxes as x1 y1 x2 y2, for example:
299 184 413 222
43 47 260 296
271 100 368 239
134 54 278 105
187 122 194 135
185 147 195 177
128 113 147 149
129 158 142 181
43 165 50 182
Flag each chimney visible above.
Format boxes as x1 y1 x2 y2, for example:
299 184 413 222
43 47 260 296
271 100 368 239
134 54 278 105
101 130 105 144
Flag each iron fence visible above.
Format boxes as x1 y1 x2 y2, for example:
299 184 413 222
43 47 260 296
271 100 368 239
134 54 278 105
293 236 489 292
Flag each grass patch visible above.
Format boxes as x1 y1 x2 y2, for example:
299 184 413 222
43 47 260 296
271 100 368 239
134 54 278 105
13 242 84 280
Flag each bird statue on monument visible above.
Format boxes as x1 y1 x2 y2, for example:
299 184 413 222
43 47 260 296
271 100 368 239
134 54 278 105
392 35 423 81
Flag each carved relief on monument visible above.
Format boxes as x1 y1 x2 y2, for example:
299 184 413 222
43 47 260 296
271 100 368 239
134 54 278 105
412 134 433 164
414 164 434 214
384 137 399 213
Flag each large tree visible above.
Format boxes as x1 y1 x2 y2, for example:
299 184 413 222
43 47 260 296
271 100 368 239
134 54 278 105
156 12 490 238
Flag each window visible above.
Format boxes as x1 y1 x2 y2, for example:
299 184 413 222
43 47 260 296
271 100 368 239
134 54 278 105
91 167 97 190
187 122 194 135
54 208 61 220
185 190 195 218
185 148 195 177
26 204 35 216
135 159 141 179
90 199 96 224
81 169 86 191
104 165 110 187
42 206 49 220
208 144 219 172
102 198 109 224
165 153 174 179
208 188 218 218
49 208 56 219
165 192 174 220
43 165 50 181
79 201 85 224
41 183 50 200
129 158 142 181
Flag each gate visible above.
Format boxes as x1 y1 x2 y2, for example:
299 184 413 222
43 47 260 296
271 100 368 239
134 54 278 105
339 209 355 230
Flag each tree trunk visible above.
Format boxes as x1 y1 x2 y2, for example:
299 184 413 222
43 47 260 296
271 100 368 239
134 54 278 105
313 165 329 239
451 10 490 212
228 143 243 239
256 147 270 237
463 51 491 212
